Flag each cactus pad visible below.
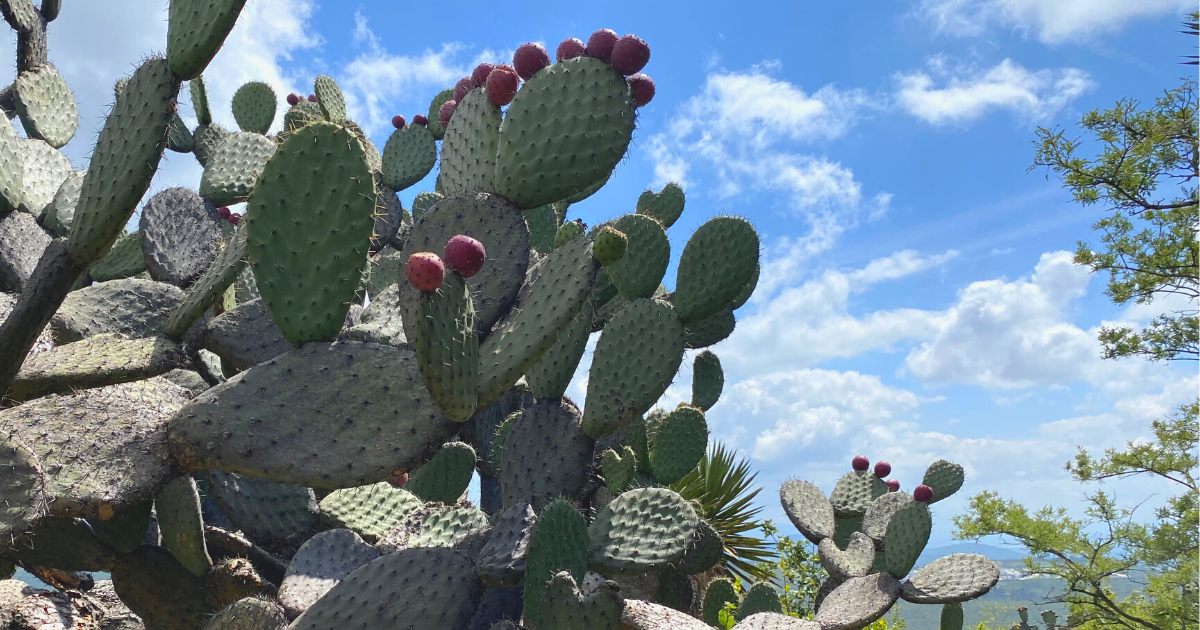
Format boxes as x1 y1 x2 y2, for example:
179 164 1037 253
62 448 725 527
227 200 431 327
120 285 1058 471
735 614 822 629
3 515 118 572
691 350 724 411
601 446 638 494
246 122 374 344
205 470 319 543
940 602 964 630
411 190 442 220
406 441 477 504
409 505 490 548
8 333 186 402
779 480 835 544
899 553 999 604
582 297 685 439
312 75 345 122
861 491 913 547
622 600 711 630
922 460 965 504
381 122 437 191
290 547 482 630
155 475 213 576
0 211 51 292
13 64 78 149
439 88 502 195
524 294 593 399
671 518 723 575
51 277 183 343
702 577 738 626
192 122 229 167
110 545 212 630
88 230 145 282
205 597 288 630
191 76 212 125
67 57 177 266
317 483 423 541
18 138 71 218
818 531 876 581
880 500 932 578
139 187 222 287
813 573 901 630
588 487 699 574
0 98 22 214
674 216 759 325
165 227 247 339
543 571 623 630
736 582 784 620
202 298 291 371
426 88 454 139
635 183 685 228
684 306 736 349
200 131 275 206
523 499 589 629
168 341 456 490
167 0 246 80
496 57 634 209
278 529 381 619
476 502 535 588
0 435 45 543
413 273 480 421
499 400 594 510
231 81 277 134
648 405 708 485
829 470 889 519
605 214 669 299
40 170 82 237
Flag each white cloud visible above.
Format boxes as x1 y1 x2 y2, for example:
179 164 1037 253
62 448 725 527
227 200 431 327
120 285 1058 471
648 63 888 259
918 0 1194 44
896 57 1092 125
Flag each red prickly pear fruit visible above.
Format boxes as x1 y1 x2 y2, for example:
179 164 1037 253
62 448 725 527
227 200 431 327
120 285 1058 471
886 479 900 492
513 42 550 80
217 206 231 220
453 76 472 103
391 115 406 129
444 234 486 278
438 100 458 127
628 74 655 107
412 114 428 126
556 37 586 61
228 213 241 226
486 64 520 107
286 93 300 106
307 94 316 102
471 62 495 88
874 461 891 478
407 252 445 291
388 469 409 488
851 455 869 471
586 29 619 62
913 484 934 503
611 34 650 76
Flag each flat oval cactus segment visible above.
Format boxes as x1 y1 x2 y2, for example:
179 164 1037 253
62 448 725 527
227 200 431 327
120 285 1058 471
426 88 454 140
476 501 535 588
523 499 589 629
636 182 685 229
922 460 965 504
499 400 593 510
818 531 876 581
154 475 212 577
880 500 932 578
405 441 477 504
605 213 670 300
165 227 247 339
139 187 222 288
279 529 381 620
381 123 437 191
318 483 423 541
13 63 78 149
829 470 889 519
899 553 1000 604
733 612 823 629
205 597 288 630
313 74 345 122
543 571 623 630
0 111 22 214
231 81 277 134
813 573 902 630
205 470 319 543
8 333 187 403
167 0 247 80
413 274 480 422
587 487 698 574
438 88 501 195
19 137 72 218
0 434 45 542
199 131 275 206
673 216 759 325
862 491 914 547
648 405 709 485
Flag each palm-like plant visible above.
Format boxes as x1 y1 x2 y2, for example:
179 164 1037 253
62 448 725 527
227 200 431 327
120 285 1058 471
672 442 778 582
1184 11 1198 65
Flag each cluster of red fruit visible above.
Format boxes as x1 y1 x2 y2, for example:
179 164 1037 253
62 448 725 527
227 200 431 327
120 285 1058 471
437 28 655 129
390 114 429 130
406 234 487 291
850 455 933 503
285 93 317 106
216 206 241 226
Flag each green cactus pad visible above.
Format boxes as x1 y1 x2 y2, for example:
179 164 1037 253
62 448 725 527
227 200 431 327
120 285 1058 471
371 179 407 253
592 226 628 266
155 475 213 576
476 501 535 588
780 479 835 544
525 201 566 255
862 491 913 547
89 499 153 554
8 333 186 402
68 57 177 266
406 441 477 504
635 183 686 228
312 75 345 122
899 553 999 604
922 460 965 504
555 220 585 248
736 582 784 620
204 597 288 630
818 532 875 581
523 499 589 629
478 235 596 408
691 350 724 411
381 123 436 191
280 100 319 134
437 88 501 195
318 483 423 541
0 378 189 520
167 0 246 79
939 602 964 630
246 122 374 345
880 500 932 577
52 277 183 343
290 547 482 630
200 131 276 206
702 577 738 626
525 294 593 399
139 187 222 287
499 400 593 510
623 416 653 475
2 515 118 572
730 259 760 311
206 470 318 543
40 170 82 237
88 230 146 282
829 470 889 519
426 88 454 140
410 191 441 221
564 168 610 203
18 138 71 218
496 57 634 209
169 113 195 152
192 122 230 167
0 212 50 294
674 216 759 325
165 227 247 339
168 341 457 490
648 405 708 485
588 487 699 574
1 0 38 34
601 446 637 494
410 506 490 548
543 571 623 630
812 573 901 630
672 518 723 575
604 214 669 299
13 63 78 149
833 515 863 551
0 435 45 544
231 81 277 134
111 545 213 630
202 298 290 371
278 528 380 619
684 306 736 349
0 118 22 215
191 76 212 125
413 272 480 421
582 298 685 439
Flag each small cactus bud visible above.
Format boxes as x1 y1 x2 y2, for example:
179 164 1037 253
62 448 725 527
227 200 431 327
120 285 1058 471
444 235 486 278
438 100 458 127
554 220 585 248
874 461 891 478
557 37 586 61
286 93 300 106
611 34 650 75
391 115 406 129
412 114 428 126
586 28 619 62
513 42 550 80
470 62 495 88
913 484 934 503
486 64 520 107
628 73 656 107
593 226 628 266
886 479 900 492
407 252 445 291
851 455 869 471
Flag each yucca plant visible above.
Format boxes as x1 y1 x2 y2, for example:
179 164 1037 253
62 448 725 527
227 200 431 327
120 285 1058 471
672 442 777 581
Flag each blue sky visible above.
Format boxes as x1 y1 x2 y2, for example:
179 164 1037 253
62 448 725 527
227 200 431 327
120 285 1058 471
5 0 1195 548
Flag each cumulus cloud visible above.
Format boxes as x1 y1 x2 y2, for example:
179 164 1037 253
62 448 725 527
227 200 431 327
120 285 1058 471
917 0 1194 44
896 57 1092 125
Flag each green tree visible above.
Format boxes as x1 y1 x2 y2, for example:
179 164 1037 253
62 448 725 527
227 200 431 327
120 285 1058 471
1030 75 1198 362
